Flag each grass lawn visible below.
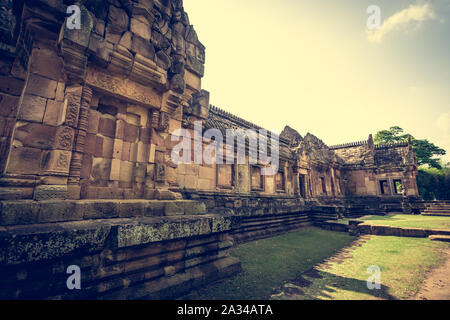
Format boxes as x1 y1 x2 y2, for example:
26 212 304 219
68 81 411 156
184 227 355 300
359 214 450 230
280 235 450 300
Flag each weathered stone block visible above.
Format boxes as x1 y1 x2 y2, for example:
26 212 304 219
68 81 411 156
0 200 40 225
102 137 114 159
26 74 57 99
79 200 119 219
165 201 185 216
136 142 149 163
119 31 132 48
80 155 93 179
119 161 134 183
0 93 19 117
84 133 97 155
18 94 47 122
118 201 145 218
87 110 100 134
122 141 131 161
184 201 207 215
115 119 125 139
43 100 66 126
145 201 165 216
131 35 155 59
131 18 151 40
6 146 43 174
113 139 123 160
0 187 34 201
94 136 104 157
98 117 116 138
37 200 83 223
110 159 121 181
30 46 64 81
41 150 72 175
123 122 139 142
0 76 25 96
108 6 129 33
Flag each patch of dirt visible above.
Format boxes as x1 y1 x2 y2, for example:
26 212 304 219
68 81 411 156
412 247 450 300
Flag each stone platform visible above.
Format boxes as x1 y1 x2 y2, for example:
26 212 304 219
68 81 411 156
0 199 241 299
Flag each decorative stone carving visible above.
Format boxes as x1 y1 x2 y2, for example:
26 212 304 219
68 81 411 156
34 184 67 201
85 67 163 108
183 89 210 120
155 163 166 182
68 86 92 186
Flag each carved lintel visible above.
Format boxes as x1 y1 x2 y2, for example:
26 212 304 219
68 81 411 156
85 66 162 109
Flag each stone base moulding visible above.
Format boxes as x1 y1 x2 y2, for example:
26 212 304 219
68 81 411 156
0 203 241 299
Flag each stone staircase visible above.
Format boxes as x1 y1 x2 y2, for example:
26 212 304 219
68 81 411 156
309 206 343 222
421 201 450 217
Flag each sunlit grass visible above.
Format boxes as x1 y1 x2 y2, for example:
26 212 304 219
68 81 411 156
300 236 449 300
359 214 450 230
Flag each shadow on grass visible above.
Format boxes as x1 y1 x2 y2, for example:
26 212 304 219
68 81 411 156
301 269 396 300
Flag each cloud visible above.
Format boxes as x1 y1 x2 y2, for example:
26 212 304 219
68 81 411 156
367 3 436 43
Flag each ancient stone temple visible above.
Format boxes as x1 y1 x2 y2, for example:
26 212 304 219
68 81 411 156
0 0 421 299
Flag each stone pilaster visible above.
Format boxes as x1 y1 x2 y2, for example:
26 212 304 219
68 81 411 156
67 86 93 199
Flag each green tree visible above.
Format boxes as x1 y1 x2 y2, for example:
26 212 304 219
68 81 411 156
374 126 446 169
417 164 450 200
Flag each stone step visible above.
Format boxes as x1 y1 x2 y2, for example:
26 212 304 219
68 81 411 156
425 206 450 209
422 212 450 217
429 235 450 242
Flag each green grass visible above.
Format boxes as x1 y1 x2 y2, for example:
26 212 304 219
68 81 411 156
294 236 449 300
359 214 450 230
185 228 355 300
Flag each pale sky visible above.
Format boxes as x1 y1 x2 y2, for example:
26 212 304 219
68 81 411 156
184 0 450 163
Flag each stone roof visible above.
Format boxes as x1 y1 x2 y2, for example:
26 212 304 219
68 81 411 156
205 105 290 146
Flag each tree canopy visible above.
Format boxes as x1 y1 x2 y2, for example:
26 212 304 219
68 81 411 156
374 126 446 169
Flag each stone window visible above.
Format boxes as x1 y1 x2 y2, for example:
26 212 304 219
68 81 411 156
251 166 264 191
217 164 235 189
393 179 403 194
320 177 327 195
275 170 285 192
379 180 390 195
